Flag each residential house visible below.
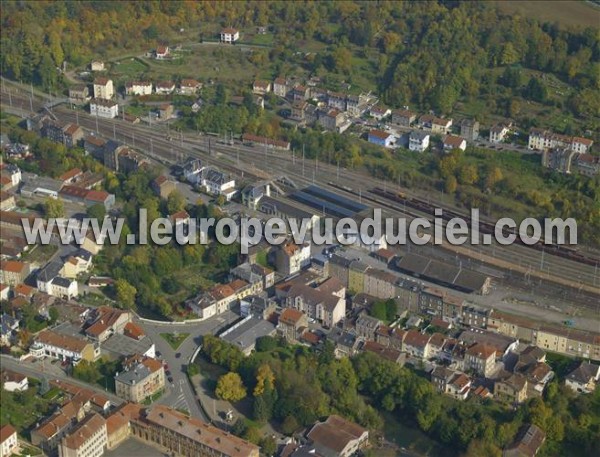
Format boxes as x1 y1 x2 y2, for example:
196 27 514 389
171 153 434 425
327 91 346 111
460 119 479 141
431 366 471 400
154 45 169 59
565 362 600 394
84 135 106 160
151 175 177 199
0 425 17 457
345 93 369 116
489 122 512 143
60 186 115 210
368 129 395 148
465 343 496 377
503 423 546 457
125 81 152 96
253 80 271 95
363 341 406 365
369 105 391 120
90 98 119 119
328 328 361 358
241 181 270 210
274 241 311 276
443 135 467 152
69 85 90 104
220 28 240 43
154 81 175 95
115 355 165 403
290 85 310 102
85 307 131 343
240 294 276 320
230 262 275 290
495 372 528 404
93 77 114 100
33 329 99 362
318 109 348 133
61 250 93 279
1 164 22 189
290 100 307 122
186 283 238 318
391 109 416 127
90 61 104 71
158 103 174 119
278 308 308 343
272 77 288 98
0 314 19 346
355 314 382 341
123 322 145 341
574 153 600 177
58 413 107 457
0 260 29 286
403 330 432 359
409 131 430 152
179 79 201 95
279 276 346 327
420 114 453 134
459 329 518 360
528 128 593 154
198 167 236 200
173 157 203 183
307 415 369 457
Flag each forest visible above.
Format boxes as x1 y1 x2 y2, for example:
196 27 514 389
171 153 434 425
199 334 600 457
1 1 598 130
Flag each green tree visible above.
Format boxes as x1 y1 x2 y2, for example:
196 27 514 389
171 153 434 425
48 307 59 325
260 436 277 456
167 190 186 214
87 203 106 221
215 372 247 402
44 198 65 218
458 164 479 186
115 279 137 308
444 175 458 194
72 360 101 384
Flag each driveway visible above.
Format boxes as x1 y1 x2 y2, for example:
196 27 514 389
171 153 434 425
134 310 239 421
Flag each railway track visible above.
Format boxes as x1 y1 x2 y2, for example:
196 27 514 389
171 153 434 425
1 85 598 296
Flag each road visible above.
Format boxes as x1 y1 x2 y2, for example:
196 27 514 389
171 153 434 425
1 80 598 306
0 354 124 406
134 310 239 421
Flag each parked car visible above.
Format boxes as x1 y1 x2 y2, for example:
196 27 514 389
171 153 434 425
175 352 181 359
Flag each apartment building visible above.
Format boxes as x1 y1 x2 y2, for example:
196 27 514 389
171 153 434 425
115 356 165 403
58 413 107 457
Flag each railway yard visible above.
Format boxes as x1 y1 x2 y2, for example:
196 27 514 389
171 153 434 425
2 79 599 324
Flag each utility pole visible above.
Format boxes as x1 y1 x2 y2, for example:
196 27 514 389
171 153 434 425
7 90 12 107
337 160 340 180
95 113 99 133
113 122 116 140
150 138 153 155
302 144 305 177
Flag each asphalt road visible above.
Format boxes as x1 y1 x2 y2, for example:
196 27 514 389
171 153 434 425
134 310 239 421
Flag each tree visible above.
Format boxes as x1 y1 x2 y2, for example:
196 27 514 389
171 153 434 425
260 436 277 456
72 360 101 384
458 164 478 186
524 77 548 102
87 203 106 221
215 194 226 207
253 364 275 396
444 175 458 194
215 372 247 402
115 279 137 308
44 198 65 218
48 307 59 325
167 190 186 214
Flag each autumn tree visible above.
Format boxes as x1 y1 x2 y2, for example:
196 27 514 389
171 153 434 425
115 278 137 308
215 372 247 402
44 198 65 218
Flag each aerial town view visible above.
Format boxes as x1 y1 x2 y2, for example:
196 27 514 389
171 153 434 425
0 1 599 457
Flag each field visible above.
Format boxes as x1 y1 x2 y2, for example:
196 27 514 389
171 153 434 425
493 0 600 29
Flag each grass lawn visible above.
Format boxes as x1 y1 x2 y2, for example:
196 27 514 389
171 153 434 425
493 0 600 29
110 57 149 78
0 388 57 435
160 332 190 350
21 244 58 264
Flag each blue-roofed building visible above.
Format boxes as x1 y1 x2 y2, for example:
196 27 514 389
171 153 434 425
368 129 395 148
